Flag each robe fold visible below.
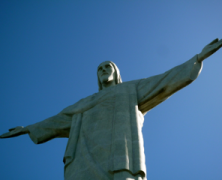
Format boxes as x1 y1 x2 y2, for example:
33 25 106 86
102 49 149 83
27 55 202 179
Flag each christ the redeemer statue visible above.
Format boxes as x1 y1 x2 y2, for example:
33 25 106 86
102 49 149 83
1 39 222 180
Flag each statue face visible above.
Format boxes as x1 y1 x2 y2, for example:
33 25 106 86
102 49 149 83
97 62 116 84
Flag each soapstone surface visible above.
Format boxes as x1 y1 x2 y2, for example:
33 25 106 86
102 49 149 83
1 38 222 180
27 56 202 180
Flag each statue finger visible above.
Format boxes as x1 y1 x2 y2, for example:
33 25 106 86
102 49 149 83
213 39 222 50
208 38 219 45
0 132 13 138
9 126 23 132
9 128 16 131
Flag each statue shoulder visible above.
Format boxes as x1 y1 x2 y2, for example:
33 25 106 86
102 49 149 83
60 93 97 115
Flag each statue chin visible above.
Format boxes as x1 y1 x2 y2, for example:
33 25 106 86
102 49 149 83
101 78 109 83
101 76 114 84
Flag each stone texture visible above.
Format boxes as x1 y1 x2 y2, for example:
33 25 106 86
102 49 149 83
1 38 222 180
26 56 202 180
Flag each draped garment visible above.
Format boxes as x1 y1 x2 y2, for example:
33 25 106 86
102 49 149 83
27 55 202 179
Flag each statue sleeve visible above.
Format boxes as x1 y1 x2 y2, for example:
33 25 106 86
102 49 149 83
137 54 203 114
26 113 72 144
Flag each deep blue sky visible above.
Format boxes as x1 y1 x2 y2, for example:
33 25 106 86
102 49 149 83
0 1 222 180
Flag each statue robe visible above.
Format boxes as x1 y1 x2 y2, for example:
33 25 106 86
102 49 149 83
26 55 202 180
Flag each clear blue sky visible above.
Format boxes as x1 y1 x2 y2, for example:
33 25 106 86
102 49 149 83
0 1 222 180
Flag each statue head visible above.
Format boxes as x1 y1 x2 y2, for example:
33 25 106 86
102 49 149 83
97 61 122 91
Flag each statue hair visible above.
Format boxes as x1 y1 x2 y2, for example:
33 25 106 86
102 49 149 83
97 61 122 91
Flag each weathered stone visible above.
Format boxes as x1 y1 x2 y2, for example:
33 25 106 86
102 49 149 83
1 38 222 180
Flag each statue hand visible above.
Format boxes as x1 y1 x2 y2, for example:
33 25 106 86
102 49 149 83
0 126 29 138
198 38 222 62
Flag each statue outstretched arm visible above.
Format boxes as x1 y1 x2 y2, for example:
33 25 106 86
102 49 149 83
137 54 202 114
0 112 72 144
137 38 221 114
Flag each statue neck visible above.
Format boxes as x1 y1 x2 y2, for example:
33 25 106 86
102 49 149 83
101 80 116 90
